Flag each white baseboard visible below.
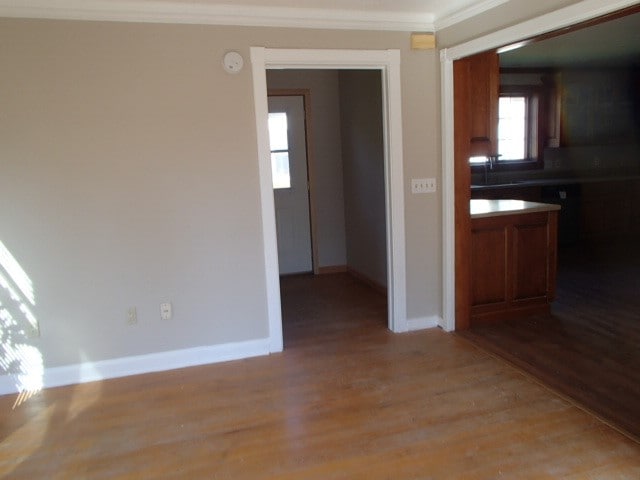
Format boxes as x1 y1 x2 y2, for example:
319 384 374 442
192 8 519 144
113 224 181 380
406 315 441 332
0 338 270 396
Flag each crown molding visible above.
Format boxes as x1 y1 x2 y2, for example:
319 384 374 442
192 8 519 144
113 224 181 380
434 0 510 30
0 0 436 31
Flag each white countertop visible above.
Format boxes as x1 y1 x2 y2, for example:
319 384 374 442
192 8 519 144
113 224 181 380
470 199 561 219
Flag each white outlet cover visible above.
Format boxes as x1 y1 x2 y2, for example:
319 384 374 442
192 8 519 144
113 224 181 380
127 307 137 325
160 302 172 320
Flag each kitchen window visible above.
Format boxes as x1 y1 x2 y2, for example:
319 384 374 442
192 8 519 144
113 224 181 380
498 95 527 160
497 86 543 167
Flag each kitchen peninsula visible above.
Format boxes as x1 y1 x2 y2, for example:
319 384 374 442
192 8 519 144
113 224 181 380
470 199 560 325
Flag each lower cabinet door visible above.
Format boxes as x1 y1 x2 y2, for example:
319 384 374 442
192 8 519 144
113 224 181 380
470 211 558 324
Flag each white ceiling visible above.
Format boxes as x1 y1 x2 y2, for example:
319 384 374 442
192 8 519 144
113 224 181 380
0 0 510 31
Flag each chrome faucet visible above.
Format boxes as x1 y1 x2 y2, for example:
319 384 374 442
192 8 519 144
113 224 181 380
483 154 500 184
487 154 500 169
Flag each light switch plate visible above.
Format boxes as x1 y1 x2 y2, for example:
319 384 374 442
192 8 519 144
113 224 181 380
425 178 436 192
411 178 436 194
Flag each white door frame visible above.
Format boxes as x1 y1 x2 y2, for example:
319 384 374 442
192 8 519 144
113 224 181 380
251 48 407 352
440 0 640 332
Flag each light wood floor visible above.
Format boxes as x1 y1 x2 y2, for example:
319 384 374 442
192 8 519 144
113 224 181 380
1 273 639 479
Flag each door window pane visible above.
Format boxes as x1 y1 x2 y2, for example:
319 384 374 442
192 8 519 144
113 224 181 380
268 113 288 151
271 151 291 189
268 112 291 189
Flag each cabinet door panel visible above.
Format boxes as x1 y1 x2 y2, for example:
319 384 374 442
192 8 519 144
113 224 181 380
512 222 549 300
471 226 508 306
468 50 499 156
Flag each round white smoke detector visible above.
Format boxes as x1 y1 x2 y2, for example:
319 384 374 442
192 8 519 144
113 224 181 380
223 51 244 74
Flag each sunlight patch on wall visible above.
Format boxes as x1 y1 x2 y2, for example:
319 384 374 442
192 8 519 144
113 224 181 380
0 241 35 306
0 240 43 407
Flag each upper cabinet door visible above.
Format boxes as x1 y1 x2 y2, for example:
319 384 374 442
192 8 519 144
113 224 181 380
467 50 499 157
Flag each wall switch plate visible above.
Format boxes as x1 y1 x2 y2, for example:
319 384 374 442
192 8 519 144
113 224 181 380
411 178 436 194
160 302 172 321
425 178 437 192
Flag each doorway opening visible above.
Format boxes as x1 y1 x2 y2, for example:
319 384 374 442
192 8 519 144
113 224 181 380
267 69 389 346
442 1 640 440
440 0 640 332
251 48 407 352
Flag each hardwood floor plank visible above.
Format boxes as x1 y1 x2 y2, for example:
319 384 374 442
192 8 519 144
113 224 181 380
0 273 638 478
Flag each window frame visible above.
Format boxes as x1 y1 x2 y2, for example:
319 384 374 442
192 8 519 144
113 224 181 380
488 84 545 171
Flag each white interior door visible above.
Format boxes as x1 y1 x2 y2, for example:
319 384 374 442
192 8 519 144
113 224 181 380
268 95 313 275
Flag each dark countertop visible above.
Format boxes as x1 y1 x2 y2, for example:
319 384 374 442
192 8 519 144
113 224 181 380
471 174 640 190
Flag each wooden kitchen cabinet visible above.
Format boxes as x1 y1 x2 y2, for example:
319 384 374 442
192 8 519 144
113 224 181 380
542 72 562 148
580 180 639 239
470 205 559 325
467 50 499 157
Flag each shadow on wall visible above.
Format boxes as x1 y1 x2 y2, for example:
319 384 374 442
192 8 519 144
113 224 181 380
0 239 43 407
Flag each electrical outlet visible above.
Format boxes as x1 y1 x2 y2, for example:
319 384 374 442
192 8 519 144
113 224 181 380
160 302 172 321
25 322 40 338
127 307 137 325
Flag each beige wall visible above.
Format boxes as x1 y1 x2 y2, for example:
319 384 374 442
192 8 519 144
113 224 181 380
0 18 441 368
340 70 387 287
266 69 347 269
